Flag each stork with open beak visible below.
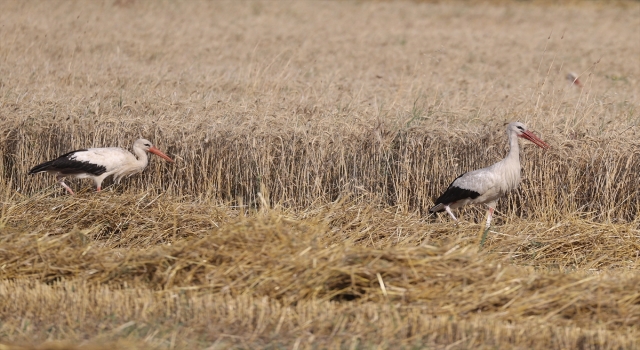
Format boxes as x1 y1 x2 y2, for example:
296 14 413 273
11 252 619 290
29 138 174 195
429 122 549 228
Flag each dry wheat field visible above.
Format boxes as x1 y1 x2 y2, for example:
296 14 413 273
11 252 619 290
0 0 639 349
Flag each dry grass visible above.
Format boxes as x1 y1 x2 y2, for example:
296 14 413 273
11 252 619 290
0 0 639 349
1 199 639 349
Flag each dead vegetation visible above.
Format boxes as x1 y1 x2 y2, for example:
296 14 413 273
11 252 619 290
0 0 639 349
1 198 639 349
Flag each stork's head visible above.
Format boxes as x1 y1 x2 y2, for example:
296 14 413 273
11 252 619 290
507 122 550 149
134 139 174 162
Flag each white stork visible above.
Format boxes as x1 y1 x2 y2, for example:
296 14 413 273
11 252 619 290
429 122 549 228
29 138 174 195
566 72 582 88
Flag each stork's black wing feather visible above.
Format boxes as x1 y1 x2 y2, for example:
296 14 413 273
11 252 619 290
29 149 108 176
429 173 481 212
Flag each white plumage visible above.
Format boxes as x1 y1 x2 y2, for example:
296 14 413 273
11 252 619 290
29 139 174 195
430 122 549 227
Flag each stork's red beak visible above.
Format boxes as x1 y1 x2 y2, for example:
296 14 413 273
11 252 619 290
520 130 550 149
148 146 174 162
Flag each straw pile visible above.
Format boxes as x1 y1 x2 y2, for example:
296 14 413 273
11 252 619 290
1 196 639 348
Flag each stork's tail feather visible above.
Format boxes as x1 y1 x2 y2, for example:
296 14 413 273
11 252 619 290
29 161 55 175
429 203 445 213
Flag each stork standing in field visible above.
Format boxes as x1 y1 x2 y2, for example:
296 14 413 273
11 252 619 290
29 138 174 195
429 122 549 228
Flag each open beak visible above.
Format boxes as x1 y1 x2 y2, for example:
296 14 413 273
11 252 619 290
148 146 174 162
520 130 550 149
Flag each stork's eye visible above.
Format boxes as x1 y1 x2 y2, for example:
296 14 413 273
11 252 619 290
517 126 525 131
144 143 151 147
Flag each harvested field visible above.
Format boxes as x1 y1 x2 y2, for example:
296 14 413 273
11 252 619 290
0 0 639 349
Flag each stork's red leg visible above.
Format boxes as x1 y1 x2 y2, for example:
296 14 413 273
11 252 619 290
445 205 458 222
485 207 495 228
56 176 74 195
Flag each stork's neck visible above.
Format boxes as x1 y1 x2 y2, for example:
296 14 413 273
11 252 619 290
505 129 520 163
132 145 150 169
490 128 523 193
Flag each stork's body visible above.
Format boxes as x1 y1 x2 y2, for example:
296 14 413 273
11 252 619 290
29 139 173 195
429 122 549 227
